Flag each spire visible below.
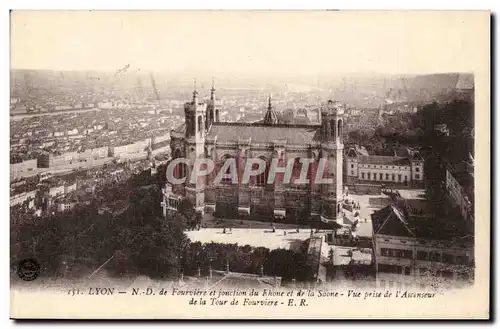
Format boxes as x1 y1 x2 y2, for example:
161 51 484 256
210 77 216 101
192 78 198 103
263 94 279 125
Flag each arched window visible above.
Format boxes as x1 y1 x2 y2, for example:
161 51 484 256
330 119 336 138
173 149 186 180
291 158 302 187
337 119 342 138
215 109 220 122
297 108 307 116
207 109 214 127
220 155 235 184
255 156 269 186
197 116 203 137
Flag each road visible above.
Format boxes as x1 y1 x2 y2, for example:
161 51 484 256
10 108 101 121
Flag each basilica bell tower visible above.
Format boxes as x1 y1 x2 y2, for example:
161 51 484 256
184 79 207 214
319 100 345 225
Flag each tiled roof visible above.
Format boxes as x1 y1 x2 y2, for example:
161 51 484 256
207 123 320 144
411 152 424 161
355 145 370 156
394 147 411 157
372 204 414 238
372 204 473 240
347 145 370 158
359 155 411 166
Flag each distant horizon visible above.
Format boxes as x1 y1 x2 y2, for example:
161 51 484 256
10 11 486 76
9 67 474 79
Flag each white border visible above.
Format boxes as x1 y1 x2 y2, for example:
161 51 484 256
2 1 497 328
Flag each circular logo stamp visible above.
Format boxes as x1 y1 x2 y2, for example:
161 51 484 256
17 259 40 281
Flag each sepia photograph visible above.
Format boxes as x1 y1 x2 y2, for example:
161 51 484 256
8 10 490 319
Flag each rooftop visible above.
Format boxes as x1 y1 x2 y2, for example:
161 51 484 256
346 145 370 158
359 155 411 166
208 270 281 289
206 122 320 145
177 270 281 290
397 189 426 200
372 204 473 241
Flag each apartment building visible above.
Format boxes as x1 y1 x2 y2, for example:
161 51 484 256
371 204 474 290
445 161 474 222
10 159 37 178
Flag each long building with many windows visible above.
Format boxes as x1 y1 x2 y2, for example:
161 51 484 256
345 145 424 188
445 160 474 223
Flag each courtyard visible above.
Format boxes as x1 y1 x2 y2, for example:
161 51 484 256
186 228 313 252
344 192 393 223
186 192 395 265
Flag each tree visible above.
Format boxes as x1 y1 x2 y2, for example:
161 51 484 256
175 198 197 230
265 248 308 282
328 248 334 264
11 173 191 281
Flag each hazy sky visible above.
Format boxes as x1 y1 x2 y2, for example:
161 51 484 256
10 11 489 76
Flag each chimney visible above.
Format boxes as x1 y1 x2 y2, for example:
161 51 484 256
225 260 230 273
260 265 264 277
209 264 213 279
292 278 296 288
197 267 201 277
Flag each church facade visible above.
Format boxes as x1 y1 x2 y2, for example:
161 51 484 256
162 82 346 225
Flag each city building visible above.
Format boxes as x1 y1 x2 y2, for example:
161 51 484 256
10 159 37 178
163 81 346 226
110 139 151 159
279 107 322 125
37 147 109 168
56 198 77 212
445 161 474 222
371 204 474 290
343 108 381 132
345 145 424 189
10 190 37 208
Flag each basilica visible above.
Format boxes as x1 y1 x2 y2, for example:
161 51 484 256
162 82 346 225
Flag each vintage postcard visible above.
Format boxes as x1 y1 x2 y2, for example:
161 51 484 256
9 10 490 319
